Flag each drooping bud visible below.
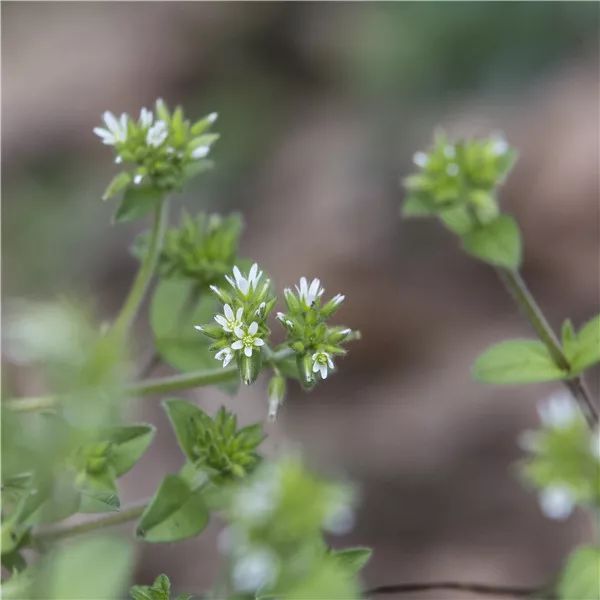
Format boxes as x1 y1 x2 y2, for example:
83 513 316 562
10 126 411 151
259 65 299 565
267 375 286 422
239 351 262 386
297 353 316 390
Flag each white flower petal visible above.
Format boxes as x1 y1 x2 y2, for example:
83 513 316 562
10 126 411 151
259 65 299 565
248 322 258 335
244 346 253 357
231 341 244 350
224 304 234 320
235 307 243 321
215 315 227 327
254 338 264 346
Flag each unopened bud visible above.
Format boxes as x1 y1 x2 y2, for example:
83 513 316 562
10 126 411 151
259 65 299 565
239 352 262 386
267 375 286 422
297 353 316 390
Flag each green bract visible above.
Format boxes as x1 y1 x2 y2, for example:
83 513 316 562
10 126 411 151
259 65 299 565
164 400 264 482
96 99 219 222
130 574 192 600
133 212 243 286
520 394 600 517
403 132 516 231
278 277 356 389
219 456 364 598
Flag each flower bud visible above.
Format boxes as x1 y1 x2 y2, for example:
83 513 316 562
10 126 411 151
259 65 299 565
297 353 316 390
267 374 286 422
239 351 262 386
320 294 345 318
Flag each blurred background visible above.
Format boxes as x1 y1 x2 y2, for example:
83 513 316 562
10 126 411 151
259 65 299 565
2 2 599 597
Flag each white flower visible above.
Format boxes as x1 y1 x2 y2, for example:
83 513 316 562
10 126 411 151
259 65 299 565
192 145 210 159
93 111 128 146
538 392 578 429
139 107 153 128
133 174 143 185
214 304 244 333
330 293 345 306
295 277 324 306
215 347 234 368
207 112 218 124
231 322 264 357
312 351 334 379
539 486 574 520
491 136 509 155
146 120 168 147
232 547 278 593
225 264 263 296
413 151 428 167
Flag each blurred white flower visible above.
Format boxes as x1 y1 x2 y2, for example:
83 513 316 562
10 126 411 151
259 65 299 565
232 547 278 593
538 391 578 428
312 351 334 379
146 120 168 147
93 111 128 146
539 486 574 520
138 107 153 128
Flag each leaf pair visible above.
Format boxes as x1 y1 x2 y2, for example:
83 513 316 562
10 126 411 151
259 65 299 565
474 315 599 384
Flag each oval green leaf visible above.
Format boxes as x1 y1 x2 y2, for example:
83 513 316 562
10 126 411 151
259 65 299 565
473 339 568 384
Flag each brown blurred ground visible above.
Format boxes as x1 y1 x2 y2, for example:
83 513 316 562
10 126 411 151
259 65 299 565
2 2 599 598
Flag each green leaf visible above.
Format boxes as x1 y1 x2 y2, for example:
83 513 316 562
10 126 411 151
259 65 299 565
330 547 372 573
106 424 156 477
136 475 208 543
102 172 132 201
37 536 133 599
130 573 171 600
163 399 207 462
401 195 436 218
150 279 238 394
114 186 162 223
558 546 600 600
473 340 568 384
461 215 522 269
79 489 120 513
567 314 600 374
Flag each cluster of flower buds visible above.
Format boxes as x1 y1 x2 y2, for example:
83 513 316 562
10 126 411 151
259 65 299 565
403 132 516 234
95 98 219 203
278 277 356 389
195 264 276 385
133 211 242 288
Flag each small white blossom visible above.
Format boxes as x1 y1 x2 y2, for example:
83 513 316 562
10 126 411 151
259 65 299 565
114 156 123 164
331 293 345 306
214 304 244 333
295 277 324 306
539 486 575 520
209 285 228 303
312 351 334 379
133 174 143 185
146 120 168 147
413 151 428 167
443 145 456 159
538 392 578 429
231 322 264 357
139 107 153 128
225 264 263 296
192 145 210 159
232 548 278 593
215 347 234 368
207 112 218 124
93 111 128 146
491 136 509 155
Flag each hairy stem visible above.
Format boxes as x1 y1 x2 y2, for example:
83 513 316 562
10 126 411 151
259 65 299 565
32 499 148 544
112 199 169 337
365 581 542 598
497 268 598 427
5 349 295 412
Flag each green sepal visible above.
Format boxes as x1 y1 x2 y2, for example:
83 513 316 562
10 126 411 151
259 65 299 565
329 547 373 573
104 424 156 477
238 351 262 385
297 353 316 390
102 172 132 201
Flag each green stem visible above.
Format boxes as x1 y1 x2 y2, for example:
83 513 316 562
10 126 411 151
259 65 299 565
497 268 598 427
4 349 295 413
111 199 169 337
32 499 148 544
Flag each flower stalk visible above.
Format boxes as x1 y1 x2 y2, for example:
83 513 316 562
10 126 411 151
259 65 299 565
112 199 169 337
497 268 598 427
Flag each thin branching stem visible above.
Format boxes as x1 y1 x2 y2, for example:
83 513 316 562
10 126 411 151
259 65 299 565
32 499 148 544
112 199 170 337
365 581 543 598
497 268 598 427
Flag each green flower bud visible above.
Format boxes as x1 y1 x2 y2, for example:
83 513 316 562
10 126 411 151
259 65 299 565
297 353 316 390
239 351 262 386
267 374 286 422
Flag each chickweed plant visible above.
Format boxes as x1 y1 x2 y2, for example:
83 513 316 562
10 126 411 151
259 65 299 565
1 102 598 599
